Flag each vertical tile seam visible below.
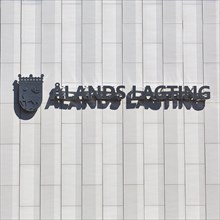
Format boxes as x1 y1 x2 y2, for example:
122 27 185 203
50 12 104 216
122 0 125 219
0 0 1 218
40 0 43 218
202 1 208 219
81 1 83 219
19 1 22 219
182 0 187 219
142 0 146 219
101 0 104 219
61 0 63 219
162 0 166 219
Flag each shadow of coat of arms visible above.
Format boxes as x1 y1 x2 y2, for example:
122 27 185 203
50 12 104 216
18 74 44 112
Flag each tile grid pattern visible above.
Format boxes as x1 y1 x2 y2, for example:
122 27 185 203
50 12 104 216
0 0 220 220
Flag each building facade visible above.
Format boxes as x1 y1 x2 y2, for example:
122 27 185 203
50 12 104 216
0 0 220 219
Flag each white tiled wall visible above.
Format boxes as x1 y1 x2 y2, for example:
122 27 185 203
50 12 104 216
0 0 220 220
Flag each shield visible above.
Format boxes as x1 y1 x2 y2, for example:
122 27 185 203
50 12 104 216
18 74 44 112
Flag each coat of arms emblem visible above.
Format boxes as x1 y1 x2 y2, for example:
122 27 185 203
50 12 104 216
18 74 44 112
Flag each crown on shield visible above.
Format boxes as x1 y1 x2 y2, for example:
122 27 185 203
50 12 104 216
18 74 44 82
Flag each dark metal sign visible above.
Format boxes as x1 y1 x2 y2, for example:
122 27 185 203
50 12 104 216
49 84 210 101
18 74 44 112
16 75 211 112
46 83 210 111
